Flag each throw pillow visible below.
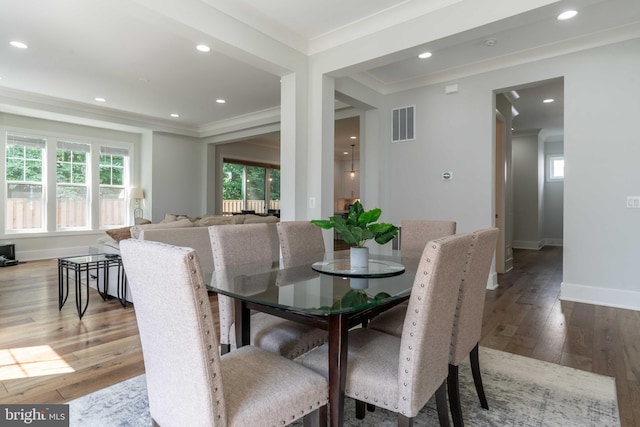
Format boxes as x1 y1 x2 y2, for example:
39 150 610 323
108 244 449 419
105 226 132 242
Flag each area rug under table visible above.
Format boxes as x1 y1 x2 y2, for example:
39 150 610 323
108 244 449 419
68 347 620 426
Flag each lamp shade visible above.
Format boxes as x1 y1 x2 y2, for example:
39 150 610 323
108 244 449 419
130 188 144 199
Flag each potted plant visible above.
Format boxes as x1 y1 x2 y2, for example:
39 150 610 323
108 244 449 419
311 201 399 267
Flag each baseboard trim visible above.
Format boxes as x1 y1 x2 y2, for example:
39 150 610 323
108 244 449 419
561 282 640 311
16 246 90 262
512 240 544 250
487 272 499 290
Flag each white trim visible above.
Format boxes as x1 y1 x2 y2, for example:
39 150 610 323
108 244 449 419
561 282 640 312
512 240 544 250
15 246 91 262
486 271 499 290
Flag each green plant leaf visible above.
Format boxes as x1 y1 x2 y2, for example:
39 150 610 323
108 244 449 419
359 208 381 226
310 219 333 229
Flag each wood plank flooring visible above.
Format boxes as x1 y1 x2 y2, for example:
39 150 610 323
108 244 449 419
1 247 638 426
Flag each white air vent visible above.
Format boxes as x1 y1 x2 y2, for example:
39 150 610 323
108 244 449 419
392 106 415 143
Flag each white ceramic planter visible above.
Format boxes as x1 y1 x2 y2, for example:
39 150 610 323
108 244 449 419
350 247 369 268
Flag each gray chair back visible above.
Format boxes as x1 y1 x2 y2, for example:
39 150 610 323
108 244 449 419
449 227 499 365
397 232 473 416
120 239 226 426
277 221 325 267
400 219 456 253
209 223 279 348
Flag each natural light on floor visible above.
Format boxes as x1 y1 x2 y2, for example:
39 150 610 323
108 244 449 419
0 345 75 380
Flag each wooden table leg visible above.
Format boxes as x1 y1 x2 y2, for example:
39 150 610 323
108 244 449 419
328 313 349 427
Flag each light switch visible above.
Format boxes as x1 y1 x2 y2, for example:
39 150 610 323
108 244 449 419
626 196 640 208
309 197 316 209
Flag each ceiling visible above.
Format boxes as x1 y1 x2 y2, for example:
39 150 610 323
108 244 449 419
0 0 638 142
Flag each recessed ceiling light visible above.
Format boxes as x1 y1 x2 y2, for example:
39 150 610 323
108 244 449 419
10 41 28 49
418 51 432 59
350 136 357 140
343 151 349 155
216 99 226 104
196 44 211 52
557 10 578 20
170 113 179 118
94 97 106 102
543 98 554 103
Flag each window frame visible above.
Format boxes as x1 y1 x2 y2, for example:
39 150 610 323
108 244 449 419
547 154 565 182
3 126 134 236
222 159 280 215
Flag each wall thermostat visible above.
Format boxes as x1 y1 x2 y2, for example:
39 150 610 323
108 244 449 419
442 171 453 180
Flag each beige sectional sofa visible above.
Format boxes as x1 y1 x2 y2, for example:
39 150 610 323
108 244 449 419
93 213 279 302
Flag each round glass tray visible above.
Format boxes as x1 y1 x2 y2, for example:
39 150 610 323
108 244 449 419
311 259 405 278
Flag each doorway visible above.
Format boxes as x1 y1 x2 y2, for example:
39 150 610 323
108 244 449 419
494 78 565 273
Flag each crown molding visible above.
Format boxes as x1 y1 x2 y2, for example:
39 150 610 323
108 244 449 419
0 87 199 137
354 21 640 95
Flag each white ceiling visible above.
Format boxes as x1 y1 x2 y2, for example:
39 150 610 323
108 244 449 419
0 0 638 140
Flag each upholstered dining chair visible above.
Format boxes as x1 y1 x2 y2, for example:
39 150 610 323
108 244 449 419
368 228 499 427
299 233 474 427
277 221 326 267
446 227 499 427
120 239 328 427
209 223 327 358
400 219 456 253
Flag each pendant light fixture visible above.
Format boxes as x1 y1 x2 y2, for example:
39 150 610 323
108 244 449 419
349 144 357 179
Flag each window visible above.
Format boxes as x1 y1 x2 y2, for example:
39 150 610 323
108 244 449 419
99 146 129 227
56 141 90 230
547 155 565 181
222 160 280 214
5 134 46 232
4 130 132 234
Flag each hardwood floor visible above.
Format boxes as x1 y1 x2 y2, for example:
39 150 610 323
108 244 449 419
1 247 638 426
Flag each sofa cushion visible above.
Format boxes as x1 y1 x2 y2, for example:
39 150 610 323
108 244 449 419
243 214 280 224
130 218 193 239
196 215 237 227
105 226 132 242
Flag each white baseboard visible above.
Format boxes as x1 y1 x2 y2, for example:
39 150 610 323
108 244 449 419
486 272 499 290
512 240 544 250
16 246 91 262
561 282 640 311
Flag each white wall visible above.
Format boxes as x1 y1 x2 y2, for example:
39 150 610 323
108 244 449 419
379 38 640 310
512 133 542 249
150 132 205 222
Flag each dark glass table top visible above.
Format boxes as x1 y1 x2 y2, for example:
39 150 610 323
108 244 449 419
207 249 422 316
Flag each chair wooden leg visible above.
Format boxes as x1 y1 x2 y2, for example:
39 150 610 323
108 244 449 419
435 380 451 427
397 413 414 427
448 364 464 427
303 404 327 427
220 343 231 355
367 403 376 412
355 400 366 419
470 343 489 410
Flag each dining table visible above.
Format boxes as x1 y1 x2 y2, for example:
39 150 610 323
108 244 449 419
207 248 422 427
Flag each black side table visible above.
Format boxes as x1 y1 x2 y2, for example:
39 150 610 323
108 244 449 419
58 254 127 319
